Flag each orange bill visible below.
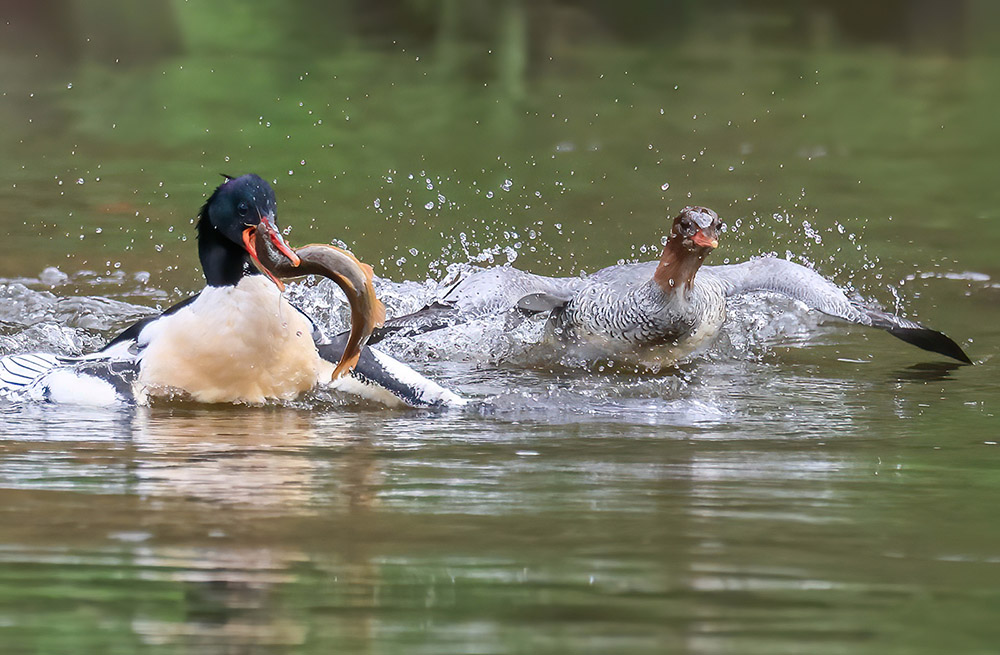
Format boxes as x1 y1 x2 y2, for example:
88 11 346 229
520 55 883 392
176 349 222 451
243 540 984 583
691 229 719 249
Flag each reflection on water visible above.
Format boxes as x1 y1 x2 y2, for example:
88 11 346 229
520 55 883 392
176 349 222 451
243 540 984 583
2 246 999 654
3 343 999 653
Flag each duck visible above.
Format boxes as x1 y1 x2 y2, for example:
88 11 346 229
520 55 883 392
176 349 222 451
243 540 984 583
366 206 971 368
0 174 466 407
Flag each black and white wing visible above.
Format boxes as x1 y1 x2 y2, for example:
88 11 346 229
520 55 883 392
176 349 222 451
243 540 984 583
0 351 137 404
0 353 60 393
701 257 971 363
0 294 202 403
317 334 467 408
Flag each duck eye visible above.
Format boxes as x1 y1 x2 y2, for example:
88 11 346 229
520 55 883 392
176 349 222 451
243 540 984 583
236 201 249 217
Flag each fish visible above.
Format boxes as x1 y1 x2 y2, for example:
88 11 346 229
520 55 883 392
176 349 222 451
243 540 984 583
247 222 386 380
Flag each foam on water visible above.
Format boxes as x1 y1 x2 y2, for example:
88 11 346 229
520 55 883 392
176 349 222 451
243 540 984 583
0 248 986 422
0 280 154 357
271 265 872 424
286 268 833 369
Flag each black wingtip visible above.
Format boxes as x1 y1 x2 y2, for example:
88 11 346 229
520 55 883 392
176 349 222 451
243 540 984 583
887 326 972 364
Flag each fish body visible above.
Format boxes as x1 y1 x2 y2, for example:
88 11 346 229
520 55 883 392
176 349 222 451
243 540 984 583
251 225 386 378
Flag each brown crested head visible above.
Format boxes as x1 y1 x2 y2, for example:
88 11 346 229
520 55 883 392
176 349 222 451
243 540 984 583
654 206 723 292
670 206 722 252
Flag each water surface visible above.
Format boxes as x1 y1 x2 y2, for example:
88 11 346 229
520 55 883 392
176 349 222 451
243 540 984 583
2 6 1000 653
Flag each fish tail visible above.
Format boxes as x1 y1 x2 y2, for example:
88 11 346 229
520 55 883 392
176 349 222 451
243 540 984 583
331 350 363 380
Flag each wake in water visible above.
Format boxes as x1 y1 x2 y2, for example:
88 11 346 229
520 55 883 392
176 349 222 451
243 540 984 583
0 275 155 358
1 261 963 375
0 262 832 418
291 264 838 370
344 206 970 369
0 254 982 423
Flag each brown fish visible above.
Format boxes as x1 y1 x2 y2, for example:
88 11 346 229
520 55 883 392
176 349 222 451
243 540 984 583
245 222 386 380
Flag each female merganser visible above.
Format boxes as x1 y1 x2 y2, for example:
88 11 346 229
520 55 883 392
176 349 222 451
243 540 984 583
369 206 971 367
0 174 465 407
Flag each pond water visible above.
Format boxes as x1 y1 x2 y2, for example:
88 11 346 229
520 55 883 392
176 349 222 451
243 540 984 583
2 4 1000 653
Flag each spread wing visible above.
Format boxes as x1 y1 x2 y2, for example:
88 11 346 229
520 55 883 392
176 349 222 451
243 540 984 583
353 266 585 346
360 300 461 346
702 257 971 363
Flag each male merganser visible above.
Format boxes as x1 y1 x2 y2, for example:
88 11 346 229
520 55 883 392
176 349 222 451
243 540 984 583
368 206 971 367
0 174 465 407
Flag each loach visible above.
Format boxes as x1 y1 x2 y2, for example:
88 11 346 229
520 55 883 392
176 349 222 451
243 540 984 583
248 221 386 380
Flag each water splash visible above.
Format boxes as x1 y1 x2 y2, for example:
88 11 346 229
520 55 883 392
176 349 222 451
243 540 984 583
1 211 986 418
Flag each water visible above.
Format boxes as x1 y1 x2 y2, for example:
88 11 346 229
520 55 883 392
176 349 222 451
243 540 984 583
3 4 1000 653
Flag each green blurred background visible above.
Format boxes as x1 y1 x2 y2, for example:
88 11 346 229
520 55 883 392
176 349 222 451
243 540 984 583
3 0 999 297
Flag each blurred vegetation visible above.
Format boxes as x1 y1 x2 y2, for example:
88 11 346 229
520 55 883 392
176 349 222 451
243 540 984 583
0 0 998 296
1 0 992 61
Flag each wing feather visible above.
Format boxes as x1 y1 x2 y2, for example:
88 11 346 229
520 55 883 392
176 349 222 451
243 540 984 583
702 257 971 363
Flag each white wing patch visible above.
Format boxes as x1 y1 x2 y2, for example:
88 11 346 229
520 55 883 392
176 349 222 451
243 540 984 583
0 352 122 405
32 370 120 405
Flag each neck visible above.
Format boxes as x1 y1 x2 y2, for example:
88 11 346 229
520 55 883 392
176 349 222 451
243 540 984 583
197 221 252 287
653 238 708 294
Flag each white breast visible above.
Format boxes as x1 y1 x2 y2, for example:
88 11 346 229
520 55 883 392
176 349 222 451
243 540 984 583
137 276 333 403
